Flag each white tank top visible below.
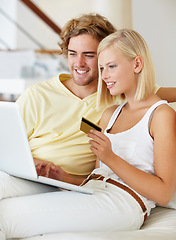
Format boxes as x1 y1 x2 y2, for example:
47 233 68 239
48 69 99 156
93 100 168 213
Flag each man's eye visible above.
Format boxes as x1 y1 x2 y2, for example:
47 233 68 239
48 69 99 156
100 67 104 71
85 54 94 58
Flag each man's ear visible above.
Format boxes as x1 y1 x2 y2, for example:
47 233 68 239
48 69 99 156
134 56 143 73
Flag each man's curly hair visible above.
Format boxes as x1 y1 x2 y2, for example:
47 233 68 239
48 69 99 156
58 13 117 57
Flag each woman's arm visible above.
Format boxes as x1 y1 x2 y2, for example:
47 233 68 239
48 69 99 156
88 105 176 206
157 87 176 103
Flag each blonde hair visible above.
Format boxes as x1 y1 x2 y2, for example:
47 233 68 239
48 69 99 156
97 29 156 110
58 13 117 57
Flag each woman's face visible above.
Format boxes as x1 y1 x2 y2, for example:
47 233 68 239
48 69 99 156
98 46 138 99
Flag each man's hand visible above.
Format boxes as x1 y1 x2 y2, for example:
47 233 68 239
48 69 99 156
33 158 68 181
33 158 86 185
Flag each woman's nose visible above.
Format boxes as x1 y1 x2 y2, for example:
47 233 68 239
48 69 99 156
102 69 109 80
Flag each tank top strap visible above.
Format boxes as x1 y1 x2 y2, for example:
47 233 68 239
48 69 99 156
142 100 168 126
105 100 168 133
105 102 127 131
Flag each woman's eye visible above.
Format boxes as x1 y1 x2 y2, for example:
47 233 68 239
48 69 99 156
109 65 116 69
69 53 76 56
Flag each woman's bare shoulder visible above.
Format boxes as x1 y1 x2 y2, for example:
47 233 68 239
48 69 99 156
99 105 119 130
151 103 176 136
154 103 176 121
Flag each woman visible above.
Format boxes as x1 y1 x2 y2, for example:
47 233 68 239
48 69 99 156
0 29 175 238
87 28 176 228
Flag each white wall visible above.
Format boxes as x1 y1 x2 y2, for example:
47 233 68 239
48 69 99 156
37 0 132 29
0 0 17 49
132 0 176 87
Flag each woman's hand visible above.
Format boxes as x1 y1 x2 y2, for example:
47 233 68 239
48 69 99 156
87 130 115 165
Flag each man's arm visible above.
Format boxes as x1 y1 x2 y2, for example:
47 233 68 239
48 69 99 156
156 87 176 102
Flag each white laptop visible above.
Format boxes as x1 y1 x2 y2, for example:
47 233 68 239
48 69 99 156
0 101 93 194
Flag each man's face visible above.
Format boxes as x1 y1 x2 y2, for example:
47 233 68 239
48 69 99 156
67 34 99 87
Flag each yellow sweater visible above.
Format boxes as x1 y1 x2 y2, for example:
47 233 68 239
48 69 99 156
17 74 103 177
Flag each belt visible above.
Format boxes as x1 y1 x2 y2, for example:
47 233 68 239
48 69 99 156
83 174 147 223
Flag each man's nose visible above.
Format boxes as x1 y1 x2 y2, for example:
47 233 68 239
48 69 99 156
75 55 86 67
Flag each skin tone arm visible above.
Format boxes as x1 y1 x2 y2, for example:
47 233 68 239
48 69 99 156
34 158 86 185
88 104 176 207
156 87 176 102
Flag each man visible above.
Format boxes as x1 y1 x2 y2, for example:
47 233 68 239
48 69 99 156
16 13 176 185
16 13 117 185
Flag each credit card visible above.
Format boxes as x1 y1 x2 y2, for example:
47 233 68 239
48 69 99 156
80 117 102 134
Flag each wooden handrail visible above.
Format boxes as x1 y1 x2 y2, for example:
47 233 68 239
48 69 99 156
19 0 61 35
0 49 62 54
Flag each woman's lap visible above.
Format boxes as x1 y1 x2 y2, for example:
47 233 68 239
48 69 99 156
0 180 144 238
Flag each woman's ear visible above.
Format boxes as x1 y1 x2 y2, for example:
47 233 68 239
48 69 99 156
134 56 143 73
